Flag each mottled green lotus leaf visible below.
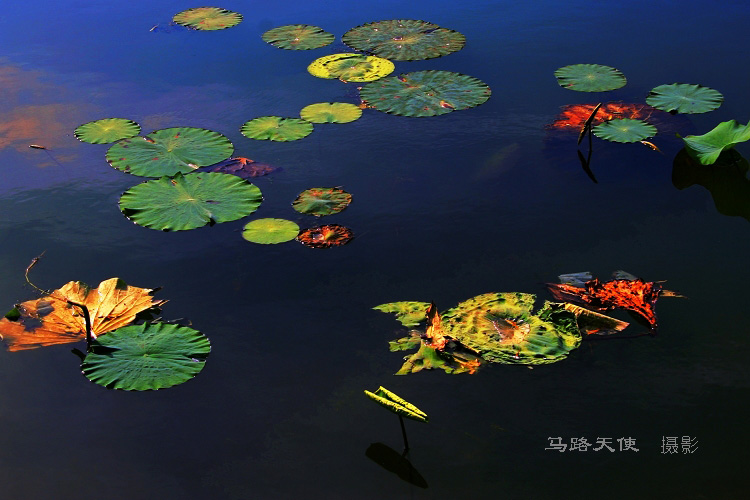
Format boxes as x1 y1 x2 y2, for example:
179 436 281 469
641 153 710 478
360 70 491 117
173 7 242 30
364 386 428 422
242 218 299 244
292 187 352 216
440 293 581 365
262 24 334 50
74 118 140 144
300 102 362 124
374 301 431 327
342 19 465 61
554 64 627 92
393 340 481 375
646 83 723 114
119 172 262 231
107 127 233 177
307 53 395 82
82 322 210 391
240 116 313 142
683 120 750 165
592 118 657 143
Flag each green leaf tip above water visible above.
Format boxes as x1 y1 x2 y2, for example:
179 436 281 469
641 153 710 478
342 19 465 61
242 218 299 244
646 83 723 114
172 7 242 30
592 118 657 143
292 187 352 216
262 24 334 50
240 116 314 141
300 102 362 124
683 120 750 165
74 118 141 144
373 301 431 327
364 386 428 422
554 64 627 92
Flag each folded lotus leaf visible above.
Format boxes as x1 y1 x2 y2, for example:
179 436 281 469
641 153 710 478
242 218 299 244
300 102 362 124
562 303 629 335
554 64 627 92
364 386 428 422
373 301 431 327
262 24 334 50
592 118 657 143
82 322 210 391
240 116 313 142
119 172 263 231
307 53 395 82
342 19 465 61
172 7 242 30
646 83 723 114
74 118 140 144
107 127 234 177
682 120 750 165
296 224 353 248
292 187 352 216
359 70 491 117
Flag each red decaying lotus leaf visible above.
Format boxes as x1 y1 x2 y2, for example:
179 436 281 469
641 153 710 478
296 224 354 248
548 102 658 130
205 157 278 178
424 302 448 350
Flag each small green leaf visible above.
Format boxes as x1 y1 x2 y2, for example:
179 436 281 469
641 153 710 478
554 64 627 92
240 116 314 141
262 25 334 50
683 120 750 165
342 19 465 61
364 386 428 422
300 103 362 124
592 118 657 143
74 118 141 144
374 301 431 327
242 218 299 244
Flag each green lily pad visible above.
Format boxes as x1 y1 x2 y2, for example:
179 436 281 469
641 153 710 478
592 118 657 143
242 218 299 244
342 19 465 61
74 118 141 144
373 301 431 327
646 83 723 114
262 24 334 50
683 120 750 165
307 53 395 82
292 187 352 216
300 102 362 124
554 64 627 92
359 70 491 117
82 322 211 391
119 172 262 231
172 7 242 30
106 127 234 177
364 386 428 422
240 116 314 142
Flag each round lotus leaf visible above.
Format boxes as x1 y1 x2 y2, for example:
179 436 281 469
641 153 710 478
360 70 491 117
342 19 465 61
107 127 234 177
240 116 314 142
646 83 723 114
592 118 657 143
307 53 395 83
440 293 581 365
554 64 627 92
82 322 211 391
297 224 354 248
172 7 242 30
300 102 362 124
292 187 352 216
242 218 300 244
120 172 263 231
262 24 334 50
74 118 141 144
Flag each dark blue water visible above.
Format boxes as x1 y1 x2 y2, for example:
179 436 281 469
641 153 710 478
1 1 749 498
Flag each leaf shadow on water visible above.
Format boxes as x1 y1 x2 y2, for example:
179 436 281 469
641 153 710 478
365 442 428 489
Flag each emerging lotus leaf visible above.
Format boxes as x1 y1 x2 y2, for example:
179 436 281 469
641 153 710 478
682 120 750 165
262 24 334 50
0 278 164 351
119 172 263 231
364 386 428 422
242 218 299 244
592 118 657 143
202 157 278 178
342 19 465 61
646 83 723 114
554 64 627 92
82 322 210 391
300 102 362 124
297 224 354 248
106 127 234 177
74 118 140 144
292 187 352 216
360 70 491 117
373 301 431 327
172 7 242 30
240 116 314 142
307 53 395 82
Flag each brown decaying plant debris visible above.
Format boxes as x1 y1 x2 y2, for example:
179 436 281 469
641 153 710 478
549 102 656 131
296 224 354 248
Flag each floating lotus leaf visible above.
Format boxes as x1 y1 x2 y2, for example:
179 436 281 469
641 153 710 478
307 53 395 82
202 157 278 178
342 19 465 61
300 102 362 124
297 224 353 248
172 7 242 30
592 118 657 143
262 24 334 50
554 64 627 92
393 340 482 375
373 301 431 327
360 70 491 117
240 116 313 142
119 172 262 231
682 120 750 165
364 386 428 422
440 293 581 365
646 83 723 114
292 187 352 216
106 127 233 177
82 322 210 391
242 218 299 244
74 118 141 144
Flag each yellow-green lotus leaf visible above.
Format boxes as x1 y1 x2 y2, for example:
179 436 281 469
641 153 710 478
300 102 362 124
307 53 394 82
